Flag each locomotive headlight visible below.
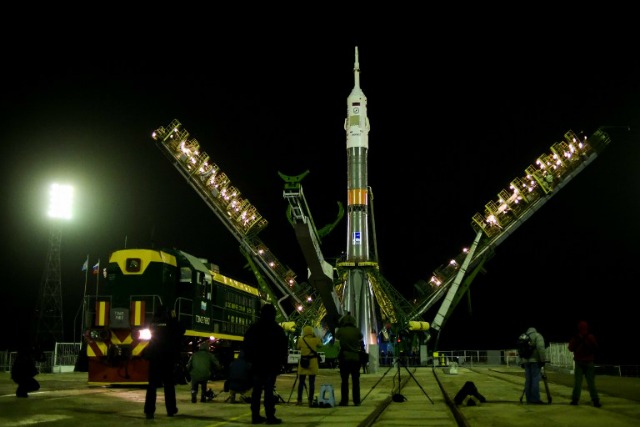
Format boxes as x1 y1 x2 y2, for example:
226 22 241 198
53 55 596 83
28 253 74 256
138 328 152 340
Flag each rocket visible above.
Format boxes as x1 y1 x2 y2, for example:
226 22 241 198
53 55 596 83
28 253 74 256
342 47 378 362
345 46 371 263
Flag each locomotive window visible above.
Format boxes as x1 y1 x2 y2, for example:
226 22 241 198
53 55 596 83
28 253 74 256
206 279 212 301
126 258 141 272
180 267 192 283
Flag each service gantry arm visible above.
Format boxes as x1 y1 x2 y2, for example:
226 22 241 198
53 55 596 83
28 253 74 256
151 119 313 321
279 171 344 335
408 128 614 334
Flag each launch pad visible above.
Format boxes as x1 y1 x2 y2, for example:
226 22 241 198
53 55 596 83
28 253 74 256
151 46 619 370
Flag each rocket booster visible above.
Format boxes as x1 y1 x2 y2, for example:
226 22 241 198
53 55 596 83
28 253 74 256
345 46 371 262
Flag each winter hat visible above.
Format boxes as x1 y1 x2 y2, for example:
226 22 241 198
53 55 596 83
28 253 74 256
199 341 210 351
578 321 589 335
340 314 357 327
303 325 314 336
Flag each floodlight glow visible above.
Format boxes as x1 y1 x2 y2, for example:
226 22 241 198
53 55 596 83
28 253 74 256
47 183 73 220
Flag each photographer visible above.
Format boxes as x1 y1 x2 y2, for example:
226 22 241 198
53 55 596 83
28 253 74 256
296 325 323 407
335 313 363 406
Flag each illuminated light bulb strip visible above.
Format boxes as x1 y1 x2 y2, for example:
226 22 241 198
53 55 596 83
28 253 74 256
153 123 260 234
428 247 469 288
164 124 266 235
432 131 594 288
472 130 592 236
245 235 308 302
410 129 612 321
153 120 311 308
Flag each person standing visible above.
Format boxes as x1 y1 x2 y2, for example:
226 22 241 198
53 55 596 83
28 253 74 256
296 325 323 407
142 306 186 420
187 340 222 403
243 303 288 425
11 345 40 398
360 341 369 374
335 313 364 406
568 320 601 407
521 326 548 404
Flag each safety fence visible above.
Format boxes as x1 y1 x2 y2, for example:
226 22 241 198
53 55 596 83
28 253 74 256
431 343 573 369
2 345 638 377
1 342 81 373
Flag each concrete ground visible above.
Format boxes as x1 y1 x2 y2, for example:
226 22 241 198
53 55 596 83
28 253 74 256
0 365 638 426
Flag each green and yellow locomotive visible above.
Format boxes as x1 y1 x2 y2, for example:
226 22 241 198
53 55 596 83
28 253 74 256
84 248 264 385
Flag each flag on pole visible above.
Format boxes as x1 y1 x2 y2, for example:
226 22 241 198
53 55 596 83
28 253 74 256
81 258 89 272
92 260 100 275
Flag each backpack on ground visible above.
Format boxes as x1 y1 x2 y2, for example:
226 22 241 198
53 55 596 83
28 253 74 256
517 333 534 359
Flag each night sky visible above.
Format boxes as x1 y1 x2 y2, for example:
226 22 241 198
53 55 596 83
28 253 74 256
1 15 639 365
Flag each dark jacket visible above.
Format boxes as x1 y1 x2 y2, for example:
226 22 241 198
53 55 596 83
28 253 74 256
11 349 39 384
568 321 598 363
228 350 251 392
242 304 288 374
143 308 186 386
335 314 363 363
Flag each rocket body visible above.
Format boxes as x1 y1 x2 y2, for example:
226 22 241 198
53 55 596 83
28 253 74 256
345 47 371 262
342 47 379 370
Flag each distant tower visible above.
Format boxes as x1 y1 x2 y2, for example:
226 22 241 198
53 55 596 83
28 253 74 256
35 183 73 349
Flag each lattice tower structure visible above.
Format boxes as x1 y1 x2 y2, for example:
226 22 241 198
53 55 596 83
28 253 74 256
35 223 65 349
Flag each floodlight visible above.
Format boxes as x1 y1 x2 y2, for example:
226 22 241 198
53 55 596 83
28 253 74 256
47 183 73 220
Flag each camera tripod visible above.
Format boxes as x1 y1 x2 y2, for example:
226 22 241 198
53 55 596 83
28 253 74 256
287 372 308 403
362 355 433 404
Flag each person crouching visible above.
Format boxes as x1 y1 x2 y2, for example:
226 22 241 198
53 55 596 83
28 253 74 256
11 345 40 398
187 340 222 403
